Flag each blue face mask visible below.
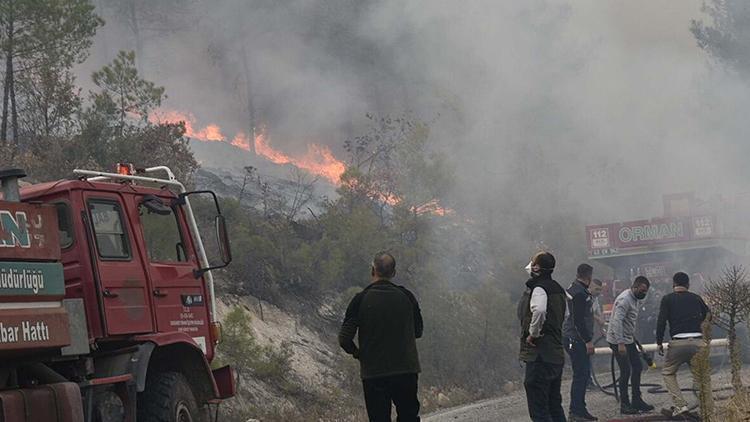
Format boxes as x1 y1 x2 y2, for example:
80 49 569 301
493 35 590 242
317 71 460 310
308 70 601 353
525 261 533 276
635 291 646 300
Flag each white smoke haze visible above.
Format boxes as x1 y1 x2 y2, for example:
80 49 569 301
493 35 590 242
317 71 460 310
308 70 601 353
79 0 750 255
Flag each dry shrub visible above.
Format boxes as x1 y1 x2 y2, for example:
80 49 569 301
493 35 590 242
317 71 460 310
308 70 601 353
721 391 750 421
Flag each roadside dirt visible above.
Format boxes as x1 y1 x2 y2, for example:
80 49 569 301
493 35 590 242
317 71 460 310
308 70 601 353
425 358 736 422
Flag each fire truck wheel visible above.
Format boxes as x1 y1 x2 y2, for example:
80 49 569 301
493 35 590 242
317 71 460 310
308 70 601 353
138 371 205 422
93 389 125 422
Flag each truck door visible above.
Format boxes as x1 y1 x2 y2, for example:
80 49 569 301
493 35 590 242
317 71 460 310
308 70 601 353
135 196 210 354
85 194 154 335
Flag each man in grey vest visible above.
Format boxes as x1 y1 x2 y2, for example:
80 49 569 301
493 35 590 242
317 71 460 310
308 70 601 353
518 251 567 422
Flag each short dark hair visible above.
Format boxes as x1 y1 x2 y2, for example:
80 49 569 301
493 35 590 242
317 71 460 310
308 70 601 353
373 252 396 278
673 272 690 287
532 251 556 273
577 263 593 279
633 276 650 288
592 278 603 286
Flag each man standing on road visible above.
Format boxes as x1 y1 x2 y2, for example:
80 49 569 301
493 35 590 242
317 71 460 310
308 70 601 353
562 264 597 421
607 276 655 415
656 272 711 417
339 252 423 422
518 251 568 422
587 279 607 392
589 279 607 335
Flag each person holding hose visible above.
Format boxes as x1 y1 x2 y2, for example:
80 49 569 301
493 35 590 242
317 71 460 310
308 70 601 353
656 272 711 417
606 276 655 415
562 264 597 421
518 251 567 422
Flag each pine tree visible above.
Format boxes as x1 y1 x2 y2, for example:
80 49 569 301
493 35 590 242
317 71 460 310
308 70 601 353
0 0 101 145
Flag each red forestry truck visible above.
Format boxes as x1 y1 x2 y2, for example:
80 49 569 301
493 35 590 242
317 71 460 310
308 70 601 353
585 192 750 344
0 164 235 422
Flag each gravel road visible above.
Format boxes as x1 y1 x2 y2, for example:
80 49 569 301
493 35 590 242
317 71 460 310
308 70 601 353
424 359 735 422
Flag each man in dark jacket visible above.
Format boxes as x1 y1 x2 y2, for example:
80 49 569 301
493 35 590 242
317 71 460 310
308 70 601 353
339 252 423 422
562 264 596 421
656 272 711 417
518 251 567 422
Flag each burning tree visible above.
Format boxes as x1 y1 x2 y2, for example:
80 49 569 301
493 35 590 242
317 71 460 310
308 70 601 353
704 265 750 390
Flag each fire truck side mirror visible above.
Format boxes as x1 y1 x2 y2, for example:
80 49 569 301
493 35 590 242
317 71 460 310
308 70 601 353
216 214 231 266
178 190 232 278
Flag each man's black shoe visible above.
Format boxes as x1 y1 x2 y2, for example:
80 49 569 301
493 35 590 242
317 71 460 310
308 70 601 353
620 404 639 415
570 411 598 421
632 398 655 412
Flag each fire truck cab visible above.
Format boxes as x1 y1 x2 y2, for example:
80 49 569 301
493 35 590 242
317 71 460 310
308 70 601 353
0 165 234 422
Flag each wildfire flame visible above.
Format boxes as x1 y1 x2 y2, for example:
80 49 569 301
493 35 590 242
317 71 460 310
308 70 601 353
254 132 345 185
151 109 345 184
149 109 452 215
150 110 226 142
413 199 454 216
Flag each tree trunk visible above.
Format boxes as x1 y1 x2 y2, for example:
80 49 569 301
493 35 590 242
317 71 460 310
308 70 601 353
1 1 14 145
1 54 11 144
239 175 248 205
241 43 255 141
128 0 143 73
118 78 125 137
10 61 18 147
730 315 743 391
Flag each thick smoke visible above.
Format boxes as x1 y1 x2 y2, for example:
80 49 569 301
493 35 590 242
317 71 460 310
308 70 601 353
82 0 750 255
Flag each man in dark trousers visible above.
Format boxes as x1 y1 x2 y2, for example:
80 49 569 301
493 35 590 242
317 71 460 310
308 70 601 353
656 272 711 417
606 276 654 414
562 264 597 421
339 252 423 422
518 251 567 422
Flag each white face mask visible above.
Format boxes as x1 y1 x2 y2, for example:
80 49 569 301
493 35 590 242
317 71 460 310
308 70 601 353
525 261 533 276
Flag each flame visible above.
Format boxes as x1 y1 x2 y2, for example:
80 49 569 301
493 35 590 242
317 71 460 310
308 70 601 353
413 199 455 216
151 109 346 184
254 131 346 184
148 109 450 216
230 132 252 152
150 110 226 142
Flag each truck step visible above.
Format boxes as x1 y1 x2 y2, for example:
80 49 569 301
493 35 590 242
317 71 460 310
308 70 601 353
79 373 133 388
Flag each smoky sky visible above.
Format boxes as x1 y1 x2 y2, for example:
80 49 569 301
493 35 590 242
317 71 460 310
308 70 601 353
81 0 750 230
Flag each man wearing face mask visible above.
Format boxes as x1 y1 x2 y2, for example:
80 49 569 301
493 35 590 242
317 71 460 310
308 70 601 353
339 252 423 422
562 264 596 421
518 251 568 422
606 276 654 415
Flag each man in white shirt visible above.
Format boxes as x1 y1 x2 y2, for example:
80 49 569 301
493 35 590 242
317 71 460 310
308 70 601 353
517 252 567 422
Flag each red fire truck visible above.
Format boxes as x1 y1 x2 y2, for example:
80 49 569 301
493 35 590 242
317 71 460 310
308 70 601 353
0 165 234 422
586 193 750 344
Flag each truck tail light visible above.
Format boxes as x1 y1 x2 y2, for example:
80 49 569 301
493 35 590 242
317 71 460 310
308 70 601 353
210 321 222 345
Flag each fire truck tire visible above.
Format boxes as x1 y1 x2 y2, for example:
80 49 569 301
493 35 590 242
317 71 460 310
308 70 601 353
138 371 205 422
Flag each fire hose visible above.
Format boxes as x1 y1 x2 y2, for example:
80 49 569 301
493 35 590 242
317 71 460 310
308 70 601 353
589 337 734 411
